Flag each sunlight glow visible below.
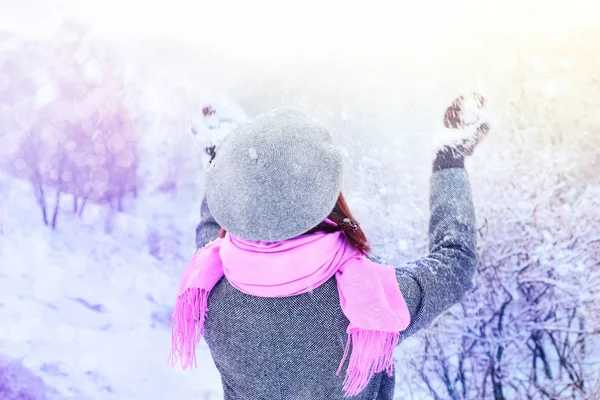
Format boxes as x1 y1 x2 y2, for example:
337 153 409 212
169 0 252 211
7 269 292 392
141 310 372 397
2 0 599 62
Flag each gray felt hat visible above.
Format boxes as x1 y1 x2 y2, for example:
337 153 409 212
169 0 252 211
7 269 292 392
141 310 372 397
205 107 344 242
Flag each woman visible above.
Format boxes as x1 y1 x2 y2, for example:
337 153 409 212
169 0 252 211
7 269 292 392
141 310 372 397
174 95 491 399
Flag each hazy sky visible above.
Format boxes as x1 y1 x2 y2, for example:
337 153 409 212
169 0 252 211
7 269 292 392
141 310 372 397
2 0 598 63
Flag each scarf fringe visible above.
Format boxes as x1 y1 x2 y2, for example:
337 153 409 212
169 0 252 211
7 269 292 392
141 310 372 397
168 288 209 370
337 329 400 397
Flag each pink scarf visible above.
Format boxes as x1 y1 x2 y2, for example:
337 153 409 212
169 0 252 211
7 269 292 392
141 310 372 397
169 230 410 397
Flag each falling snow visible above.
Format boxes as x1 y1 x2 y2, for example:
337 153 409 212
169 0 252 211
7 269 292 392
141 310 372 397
1 4 600 400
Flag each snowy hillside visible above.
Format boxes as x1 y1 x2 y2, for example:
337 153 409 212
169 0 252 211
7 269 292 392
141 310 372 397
0 173 223 399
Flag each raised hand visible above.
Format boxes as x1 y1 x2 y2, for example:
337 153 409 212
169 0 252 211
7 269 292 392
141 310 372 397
438 93 492 158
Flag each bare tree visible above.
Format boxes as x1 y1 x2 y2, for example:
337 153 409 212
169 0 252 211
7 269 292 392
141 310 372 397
2 22 140 230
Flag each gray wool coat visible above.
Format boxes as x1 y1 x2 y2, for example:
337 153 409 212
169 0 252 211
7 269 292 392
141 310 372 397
194 168 477 399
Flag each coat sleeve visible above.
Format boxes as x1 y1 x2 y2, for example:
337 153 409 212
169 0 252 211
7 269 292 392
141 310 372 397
395 167 477 340
195 195 221 249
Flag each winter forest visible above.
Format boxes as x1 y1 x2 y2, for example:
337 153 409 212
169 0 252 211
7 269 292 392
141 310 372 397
0 1 599 399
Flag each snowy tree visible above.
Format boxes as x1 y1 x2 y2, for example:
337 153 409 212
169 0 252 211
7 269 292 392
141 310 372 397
411 171 599 399
399 37 600 399
0 21 139 229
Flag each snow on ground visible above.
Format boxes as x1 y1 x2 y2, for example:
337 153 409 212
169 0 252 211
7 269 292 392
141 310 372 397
0 173 223 399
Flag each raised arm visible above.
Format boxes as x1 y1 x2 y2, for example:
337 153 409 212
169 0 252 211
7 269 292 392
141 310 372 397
396 165 476 339
395 94 491 340
195 195 221 249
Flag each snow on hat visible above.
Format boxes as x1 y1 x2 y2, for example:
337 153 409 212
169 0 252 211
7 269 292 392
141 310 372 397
205 107 344 242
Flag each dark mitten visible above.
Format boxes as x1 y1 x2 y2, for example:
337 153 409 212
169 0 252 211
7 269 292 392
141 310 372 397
433 93 492 172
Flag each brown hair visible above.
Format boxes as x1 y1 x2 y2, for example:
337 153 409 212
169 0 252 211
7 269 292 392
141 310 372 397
305 193 371 255
218 193 371 255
